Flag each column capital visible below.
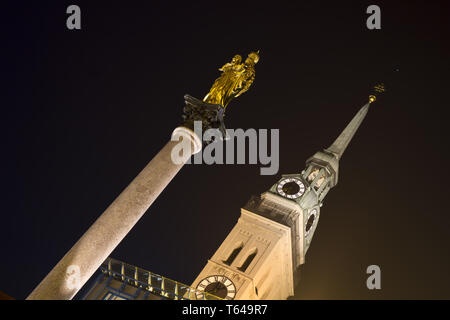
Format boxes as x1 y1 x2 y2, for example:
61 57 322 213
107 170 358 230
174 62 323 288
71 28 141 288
171 126 202 154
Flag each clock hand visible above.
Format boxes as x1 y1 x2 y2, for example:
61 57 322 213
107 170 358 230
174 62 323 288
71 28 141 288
211 282 221 293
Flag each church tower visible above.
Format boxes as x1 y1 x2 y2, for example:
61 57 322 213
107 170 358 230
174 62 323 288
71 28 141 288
191 90 382 300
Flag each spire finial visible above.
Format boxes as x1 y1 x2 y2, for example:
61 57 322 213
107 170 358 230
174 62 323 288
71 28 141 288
369 83 386 104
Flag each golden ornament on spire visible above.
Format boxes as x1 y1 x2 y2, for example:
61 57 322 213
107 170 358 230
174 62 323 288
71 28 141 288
203 51 259 109
369 83 386 103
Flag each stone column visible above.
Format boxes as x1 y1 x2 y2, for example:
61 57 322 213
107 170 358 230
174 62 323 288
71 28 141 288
26 126 201 300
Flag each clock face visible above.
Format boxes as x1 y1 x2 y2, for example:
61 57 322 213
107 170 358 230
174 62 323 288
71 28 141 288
195 275 236 300
305 208 318 236
277 177 305 199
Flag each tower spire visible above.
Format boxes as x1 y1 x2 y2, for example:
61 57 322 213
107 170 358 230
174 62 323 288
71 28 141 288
325 83 385 160
325 102 370 160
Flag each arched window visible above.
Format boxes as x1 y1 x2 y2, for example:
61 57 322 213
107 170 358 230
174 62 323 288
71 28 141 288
223 242 243 266
308 167 327 190
237 248 258 272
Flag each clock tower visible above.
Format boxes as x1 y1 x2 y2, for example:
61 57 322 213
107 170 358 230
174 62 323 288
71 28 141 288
191 90 382 300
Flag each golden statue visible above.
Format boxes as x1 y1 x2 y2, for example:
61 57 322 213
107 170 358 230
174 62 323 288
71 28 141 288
203 51 259 109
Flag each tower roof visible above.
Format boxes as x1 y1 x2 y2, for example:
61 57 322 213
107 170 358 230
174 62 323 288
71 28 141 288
325 102 370 160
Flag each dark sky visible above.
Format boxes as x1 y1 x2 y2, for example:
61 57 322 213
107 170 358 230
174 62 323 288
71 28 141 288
1 1 449 299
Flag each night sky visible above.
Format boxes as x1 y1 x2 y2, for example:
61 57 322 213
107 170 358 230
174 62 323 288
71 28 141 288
2 1 449 299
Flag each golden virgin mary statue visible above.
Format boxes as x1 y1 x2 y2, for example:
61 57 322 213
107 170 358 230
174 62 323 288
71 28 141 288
203 51 259 109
